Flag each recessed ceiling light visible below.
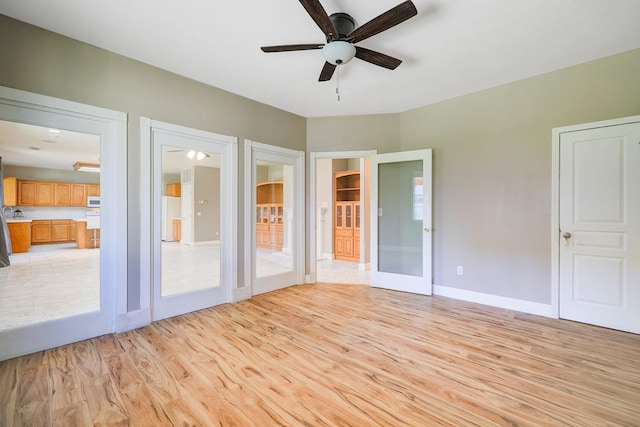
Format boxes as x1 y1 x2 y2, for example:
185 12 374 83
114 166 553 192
42 139 57 143
29 146 41 150
48 129 61 133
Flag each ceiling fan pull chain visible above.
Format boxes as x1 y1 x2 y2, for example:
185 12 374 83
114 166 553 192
336 65 341 102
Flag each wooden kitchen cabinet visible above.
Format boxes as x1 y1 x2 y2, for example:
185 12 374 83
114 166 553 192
87 184 100 196
71 183 87 206
31 220 52 243
54 183 71 206
18 180 54 206
53 183 87 207
51 219 71 242
166 183 181 197
3 177 17 206
7 222 31 253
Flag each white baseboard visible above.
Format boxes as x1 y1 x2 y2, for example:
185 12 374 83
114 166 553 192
233 286 252 302
433 285 554 318
358 262 370 271
194 240 220 246
116 309 151 333
305 274 315 283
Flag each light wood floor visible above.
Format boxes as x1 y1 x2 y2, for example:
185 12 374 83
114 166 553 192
1 284 639 426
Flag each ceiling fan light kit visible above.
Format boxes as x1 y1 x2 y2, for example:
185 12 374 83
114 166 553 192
322 41 356 65
261 0 418 82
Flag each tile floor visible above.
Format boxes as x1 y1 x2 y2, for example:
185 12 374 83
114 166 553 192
0 243 368 331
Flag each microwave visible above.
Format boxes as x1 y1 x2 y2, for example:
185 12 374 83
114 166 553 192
87 196 101 208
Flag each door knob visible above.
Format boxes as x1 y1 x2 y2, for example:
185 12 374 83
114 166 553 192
562 232 572 246
424 227 430 232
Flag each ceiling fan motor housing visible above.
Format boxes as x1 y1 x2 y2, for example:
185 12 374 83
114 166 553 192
329 13 356 39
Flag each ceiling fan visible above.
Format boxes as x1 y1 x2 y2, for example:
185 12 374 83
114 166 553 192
261 0 418 82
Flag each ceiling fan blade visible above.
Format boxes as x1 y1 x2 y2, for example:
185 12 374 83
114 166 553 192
261 44 323 53
319 62 337 81
347 0 418 43
355 46 402 70
299 0 338 40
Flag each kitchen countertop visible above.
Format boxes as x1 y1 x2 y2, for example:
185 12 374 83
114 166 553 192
6 218 32 223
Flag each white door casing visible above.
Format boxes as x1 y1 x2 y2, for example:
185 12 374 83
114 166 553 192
370 149 433 295
555 118 640 333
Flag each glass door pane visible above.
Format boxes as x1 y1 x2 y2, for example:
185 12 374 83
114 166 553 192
255 162 294 279
378 160 423 276
161 146 221 297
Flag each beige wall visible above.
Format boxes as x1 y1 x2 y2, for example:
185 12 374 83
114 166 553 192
0 14 306 309
308 48 640 304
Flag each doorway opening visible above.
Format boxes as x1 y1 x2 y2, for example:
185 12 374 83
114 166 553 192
310 151 375 285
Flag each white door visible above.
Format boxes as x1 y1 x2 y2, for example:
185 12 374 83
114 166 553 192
559 121 640 333
150 122 237 321
370 149 432 294
0 87 126 362
245 141 305 296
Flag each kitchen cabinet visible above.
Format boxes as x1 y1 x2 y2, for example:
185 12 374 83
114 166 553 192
71 183 87 206
3 177 17 206
166 183 181 197
87 184 100 196
54 183 86 207
31 219 76 244
54 183 71 206
18 180 54 206
51 219 72 242
334 170 360 262
31 220 52 243
17 180 96 206
7 221 31 253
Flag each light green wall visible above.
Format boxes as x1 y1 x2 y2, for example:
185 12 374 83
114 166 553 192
0 14 306 309
309 48 640 304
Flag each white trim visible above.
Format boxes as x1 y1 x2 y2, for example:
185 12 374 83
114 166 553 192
232 286 252 302
550 115 640 319
434 285 554 318
245 140 305 295
358 262 370 271
116 309 151 333
0 86 127 360
309 150 376 283
193 240 220 246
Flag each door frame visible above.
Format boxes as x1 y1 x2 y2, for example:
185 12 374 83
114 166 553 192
244 140 305 295
140 118 237 321
308 150 376 283
550 114 640 318
0 86 127 361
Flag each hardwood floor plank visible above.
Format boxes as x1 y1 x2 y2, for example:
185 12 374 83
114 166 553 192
14 352 51 426
0 357 18 426
1 283 639 426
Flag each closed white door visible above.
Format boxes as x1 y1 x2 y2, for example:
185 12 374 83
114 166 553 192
370 149 432 294
559 121 640 333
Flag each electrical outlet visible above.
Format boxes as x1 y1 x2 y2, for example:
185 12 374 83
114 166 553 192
457 266 464 276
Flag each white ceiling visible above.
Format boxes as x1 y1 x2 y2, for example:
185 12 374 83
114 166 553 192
1 0 639 118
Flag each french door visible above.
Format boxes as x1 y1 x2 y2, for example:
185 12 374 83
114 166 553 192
148 121 237 321
558 120 640 333
370 149 432 294
245 141 305 296
0 87 126 361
